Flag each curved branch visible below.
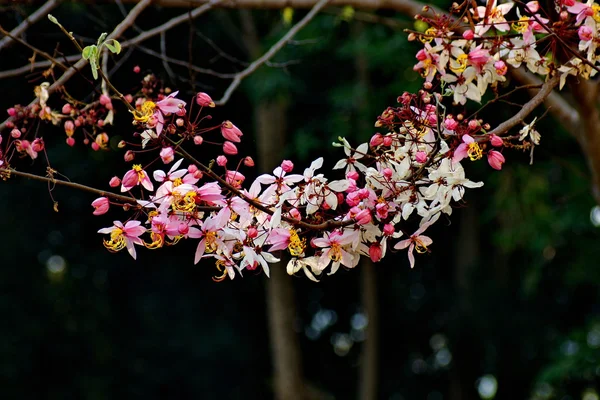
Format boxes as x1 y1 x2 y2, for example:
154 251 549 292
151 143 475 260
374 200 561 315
0 0 61 52
487 74 561 137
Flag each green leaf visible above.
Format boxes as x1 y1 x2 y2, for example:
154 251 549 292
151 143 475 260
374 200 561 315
96 33 108 46
90 59 99 80
103 39 121 55
47 14 58 24
82 45 94 60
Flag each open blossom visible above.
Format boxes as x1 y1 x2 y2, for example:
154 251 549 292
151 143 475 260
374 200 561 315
155 91 186 115
98 220 146 259
394 220 434 269
313 230 357 275
452 134 482 164
472 0 514 35
91 197 110 215
121 165 154 192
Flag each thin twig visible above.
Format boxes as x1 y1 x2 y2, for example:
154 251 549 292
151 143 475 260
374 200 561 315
215 0 332 105
487 74 561 137
0 0 61 52
0 25 68 71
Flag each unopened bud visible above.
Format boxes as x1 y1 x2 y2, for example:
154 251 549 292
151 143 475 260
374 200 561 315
109 176 121 187
124 150 135 162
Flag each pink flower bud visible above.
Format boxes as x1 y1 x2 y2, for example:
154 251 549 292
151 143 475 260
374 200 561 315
124 150 135 162
91 197 110 216
223 141 238 155
74 118 82 127
383 168 393 178
468 120 479 130
221 120 243 142
383 223 395 236
125 94 133 103
216 155 227 166
11 129 21 138
289 208 302 221
370 133 384 147
487 150 505 170
383 136 393 146
32 138 44 152
176 108 186 117
444 117 458 131
133 65 141 73
188 164 198 174
490 134 503 147
244 156 255 167
64 120 75 137
7 107 16 117
62 104 72 114
6 121 14 129
66 137 75 147
193 170 203 179
369 243 383 262
193 136 203 145
247 226 258 238
347 171 359 180
358 188 370 199
99 94 111 106
176 118 184 127
463 29 475 40
109 176 121 187
91 142 100 151
281 160 294 172
225 170 245 188
415 151 428 163
354 209 372 225
416 49 427 61
423 81 433 90
196 92 215 107
160 147 175 164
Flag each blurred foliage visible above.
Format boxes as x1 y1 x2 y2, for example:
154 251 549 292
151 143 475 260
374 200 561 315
1 2 600 400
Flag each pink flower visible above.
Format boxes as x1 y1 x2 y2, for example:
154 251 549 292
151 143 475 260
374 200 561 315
369 243 383 262
353 208 372 225
244 156 255 167
155 91 186 115
66 137 75 146
281 160 294 172
196 92 215 107
16 140 38 160
92 197 110 215
11 129 21 138
415 151 428 163
444 117 458 131
193 136 203 145
494 60 507 76
223 141 238 155
216 155 227 166
160 147 175 164
109 176 121 187
370 133 384 147
221 120 243 143
121 165 154 192
7 107 16 117
226 171 245 188
314 230 357 273
98 220 146 259
394 220 434 268
62 104 72 114
487 150 505 170
468 45 490 72
490 134 503 147
579 25 593 41
463 29 475 40
452 134 477 164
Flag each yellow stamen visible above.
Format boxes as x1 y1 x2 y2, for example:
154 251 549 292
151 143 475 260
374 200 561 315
329 243 342 262
511 16 529 33
144 232 164 249
212 261 228 282
415 238 428 254
449 54 468 74
103 228 126 252
467 142 482 161
172 177 183 187
419 27 436 43
133 101 156 123
287 230 306 257
593 4 600 22
205 231 218 253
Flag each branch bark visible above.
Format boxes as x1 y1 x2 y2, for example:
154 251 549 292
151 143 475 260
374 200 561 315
0 0 61 52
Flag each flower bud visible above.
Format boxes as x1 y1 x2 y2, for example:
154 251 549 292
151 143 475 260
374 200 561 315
244 156 255 167
487 150 505 170
383 136 393 146
370 133 384 147
178 223 189 235
91 197 110 216
354 208 372 225
383 223 395 236
99 94 111 106
160 147 175 164
463 29 475 40
66 137 75 147
221 120 243 142
91 142 100 151
444 117 458 131
383 168 393 178
109 176 121 187
118 140 126 148
32 138 44 152
133 65 141 73
369 243 383 262
415 151 428 163
124 150 135 162
247 227 258 239
62 104 72 114
490 134 503 147
7 107 16 117
193 136 203 145
196 92 215 107
579 25 594 41
347 171 359 181
223 141 238 155
188 164 198 174
64 120 75 137
281 160 294 172
216 155 227 166
289 208 302 221
11 128 21 138
468 119 479 130
125 94 134 103
176 118 184 127
423 81 432 90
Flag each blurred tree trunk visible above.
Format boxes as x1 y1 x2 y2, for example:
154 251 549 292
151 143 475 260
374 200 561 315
352 22 379 400
239 11 306 400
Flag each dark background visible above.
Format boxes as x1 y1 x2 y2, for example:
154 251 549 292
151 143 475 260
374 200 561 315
1 1 600 399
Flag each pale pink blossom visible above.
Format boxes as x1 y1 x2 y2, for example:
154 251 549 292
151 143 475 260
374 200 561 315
393 220 434 268
121 165 154 192
155 91 186 115
98 220 146 259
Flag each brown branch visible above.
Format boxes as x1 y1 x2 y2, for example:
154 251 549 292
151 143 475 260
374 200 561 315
0 54 80 80
215 0 332 105
6 168 138 204
0 25 68 71
487 74 561 137
0 0 61 52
